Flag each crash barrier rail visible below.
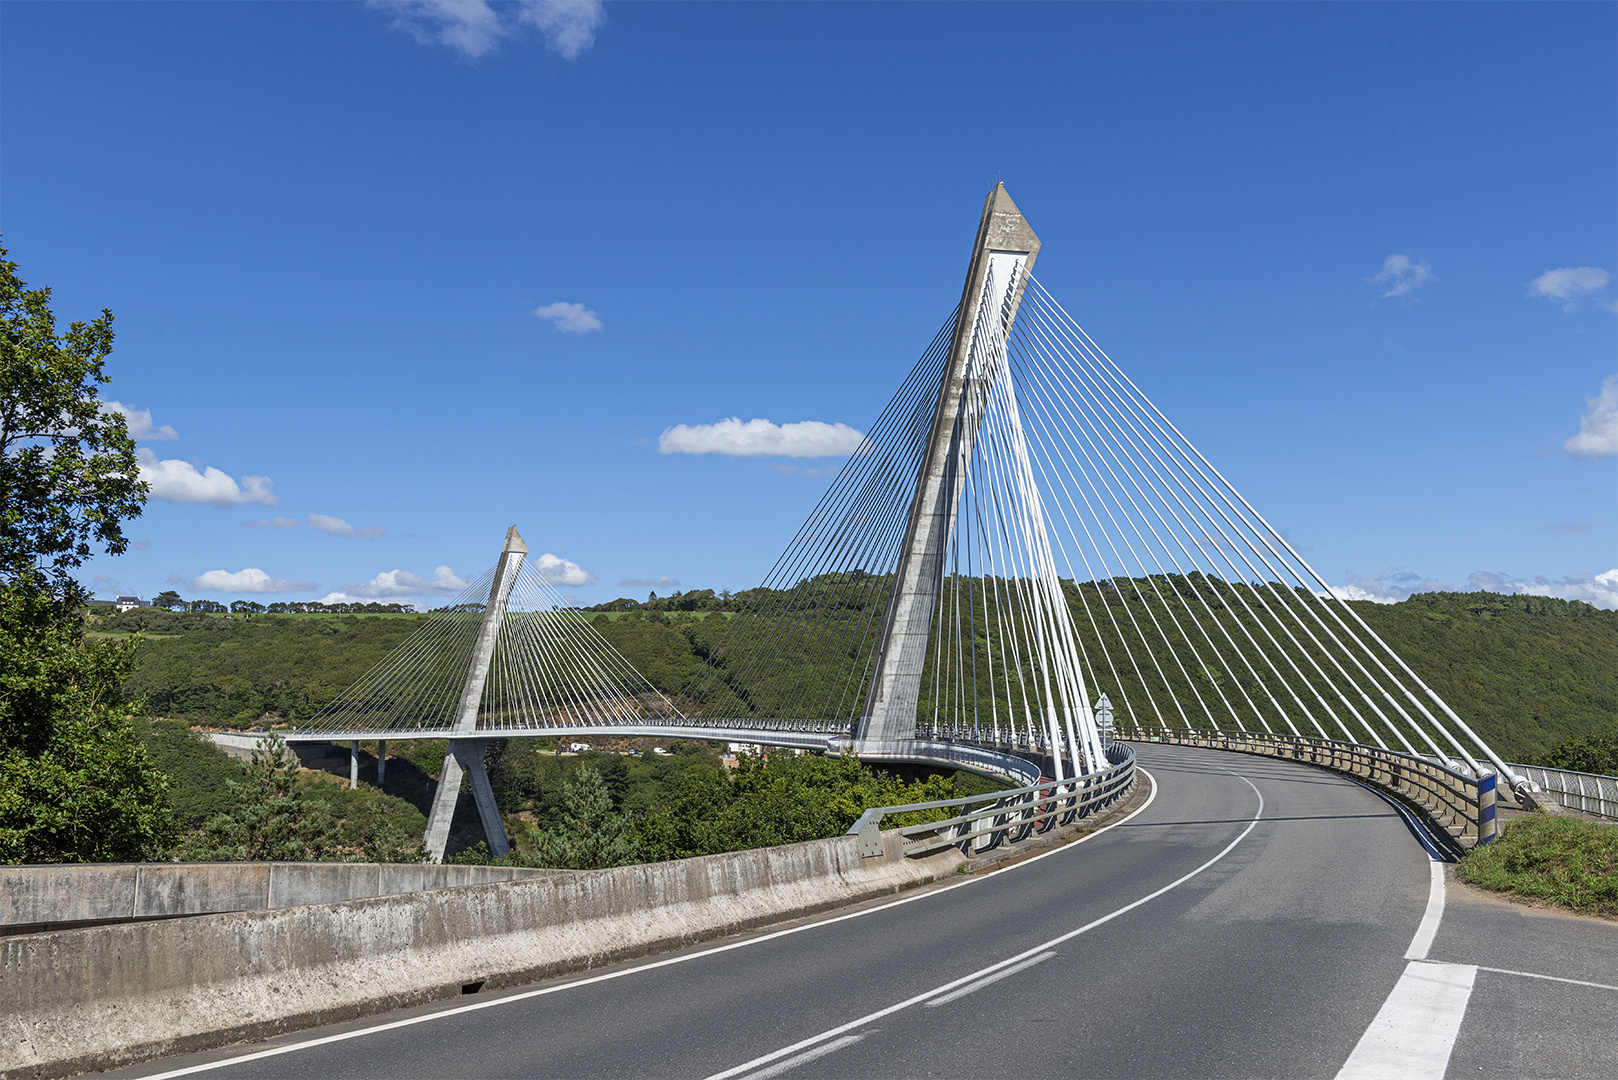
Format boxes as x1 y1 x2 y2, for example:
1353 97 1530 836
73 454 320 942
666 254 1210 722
1509 762 1618 820
846 743 1136 859
1131 727 1495 848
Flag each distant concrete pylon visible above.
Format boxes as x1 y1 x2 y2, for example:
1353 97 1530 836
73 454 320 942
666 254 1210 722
422 525 527 862
856 184 1042 752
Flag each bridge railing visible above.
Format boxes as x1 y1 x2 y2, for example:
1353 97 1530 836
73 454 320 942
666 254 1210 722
846 744 1136 859
1131 727 1496 848
1508 763 1618 820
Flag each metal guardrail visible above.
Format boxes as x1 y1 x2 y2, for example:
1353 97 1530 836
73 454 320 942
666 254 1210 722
846 744 1136 859
1132 727 1496 848
1509 763 1618 820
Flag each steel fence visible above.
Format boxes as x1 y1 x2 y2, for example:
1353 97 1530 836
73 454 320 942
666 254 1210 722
1508 763 1618 820
846 744 1136 859
1131 727 1496 848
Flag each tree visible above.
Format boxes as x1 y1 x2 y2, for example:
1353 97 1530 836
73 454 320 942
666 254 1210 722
0 245 172 863
152 590 183 610
172 734 340 861
533 766 639 869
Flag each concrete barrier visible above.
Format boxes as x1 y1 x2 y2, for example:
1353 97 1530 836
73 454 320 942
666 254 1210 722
1 862 556 934
2 831 961 1080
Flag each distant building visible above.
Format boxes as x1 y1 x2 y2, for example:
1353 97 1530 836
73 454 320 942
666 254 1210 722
114 596 150 613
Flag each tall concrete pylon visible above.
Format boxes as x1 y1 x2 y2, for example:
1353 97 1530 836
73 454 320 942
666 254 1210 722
422 525 527 862
856 184 1041 751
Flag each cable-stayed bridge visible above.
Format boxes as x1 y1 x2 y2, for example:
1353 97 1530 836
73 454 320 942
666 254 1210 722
290 185 1518 862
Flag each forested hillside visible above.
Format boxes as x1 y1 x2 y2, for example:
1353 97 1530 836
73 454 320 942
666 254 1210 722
100 584 1616 765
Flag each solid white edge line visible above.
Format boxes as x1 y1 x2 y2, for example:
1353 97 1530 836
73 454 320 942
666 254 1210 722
924 951 1057 1006
1335 775 1448 961
133 768 1161 1080
701 767 1265 1080
729 1034 866 1080
1405 858 1445 961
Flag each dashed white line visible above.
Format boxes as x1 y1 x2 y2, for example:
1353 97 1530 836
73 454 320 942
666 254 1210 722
730 1035 866 1080
924 952 1057 1006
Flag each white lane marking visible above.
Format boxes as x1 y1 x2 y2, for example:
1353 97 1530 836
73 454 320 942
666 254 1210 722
924 952 1057 1007
1476 965 1618 992
730 1035 865 1080
703 769 1265 1080
1405 857 1445 961
1335 961 1477 1080
132 770 1160 1079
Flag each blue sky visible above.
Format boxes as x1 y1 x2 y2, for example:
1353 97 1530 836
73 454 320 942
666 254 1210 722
4 1 1614 609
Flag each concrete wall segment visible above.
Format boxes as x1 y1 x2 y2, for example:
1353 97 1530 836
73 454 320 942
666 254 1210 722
3 833 963 1080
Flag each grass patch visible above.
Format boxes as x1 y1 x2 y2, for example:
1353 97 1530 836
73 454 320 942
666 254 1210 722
1458 816 1618 918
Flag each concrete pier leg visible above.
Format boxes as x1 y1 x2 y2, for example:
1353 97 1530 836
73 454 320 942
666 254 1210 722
350 740 359 790
424 744 466 862
377 740 386 788
458 740 510 858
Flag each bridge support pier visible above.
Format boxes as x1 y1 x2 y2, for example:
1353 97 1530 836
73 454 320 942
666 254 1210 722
349 740 359 790
377 740 386 788
423 739 510 862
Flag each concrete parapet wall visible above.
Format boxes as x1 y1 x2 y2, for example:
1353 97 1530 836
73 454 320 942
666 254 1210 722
2 832 961 1080
1 862 554 932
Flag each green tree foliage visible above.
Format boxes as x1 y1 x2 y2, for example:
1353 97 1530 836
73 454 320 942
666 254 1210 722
1542 728 1618 777
0 246 172 864
527 765 640 869
173 734 343 861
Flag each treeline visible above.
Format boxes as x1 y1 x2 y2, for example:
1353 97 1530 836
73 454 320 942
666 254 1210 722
103 583 1616 766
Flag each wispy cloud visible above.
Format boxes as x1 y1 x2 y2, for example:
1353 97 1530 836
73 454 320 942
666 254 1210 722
659 417 865 458
137 448 277 508
102 401 177 441
1544 522 1592 535
182 568 316 594
1528 266 1611 312
325 565 469 601
620 576 679 590
1468 569 1618 610
1328 566 1453 604
131 540 152 550
372 1 605 60
243 516 300 529
535 552 596 587
532 301 603 334
1564 375 1618 459
1367 254 1437 302
309 513 386 539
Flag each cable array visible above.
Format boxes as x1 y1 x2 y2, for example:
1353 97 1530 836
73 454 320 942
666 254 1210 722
301 560 681 736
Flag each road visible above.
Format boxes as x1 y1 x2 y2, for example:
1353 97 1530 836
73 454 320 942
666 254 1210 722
115 743 1616 1080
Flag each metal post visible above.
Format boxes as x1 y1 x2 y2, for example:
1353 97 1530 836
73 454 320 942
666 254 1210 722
350 740 359 790
423 526 526 862
858 184 1041 751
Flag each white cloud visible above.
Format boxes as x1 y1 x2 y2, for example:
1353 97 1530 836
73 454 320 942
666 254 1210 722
535 552 596 587
1563 374 1618 459
658 417 866 458
532 301 603 334
187 568 316 594
1528 266 1611 312
372 0 603 60
243 517 300 528
332 565 470 600
1468 569 1618 610
1367 254 1437 301
1327 567 1453 604
309 513 386 539
137 447 277 508
620 576 680 590
102 401 177 441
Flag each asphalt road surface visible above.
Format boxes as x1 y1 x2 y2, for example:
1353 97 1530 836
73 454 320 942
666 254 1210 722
114 743 1616 1080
